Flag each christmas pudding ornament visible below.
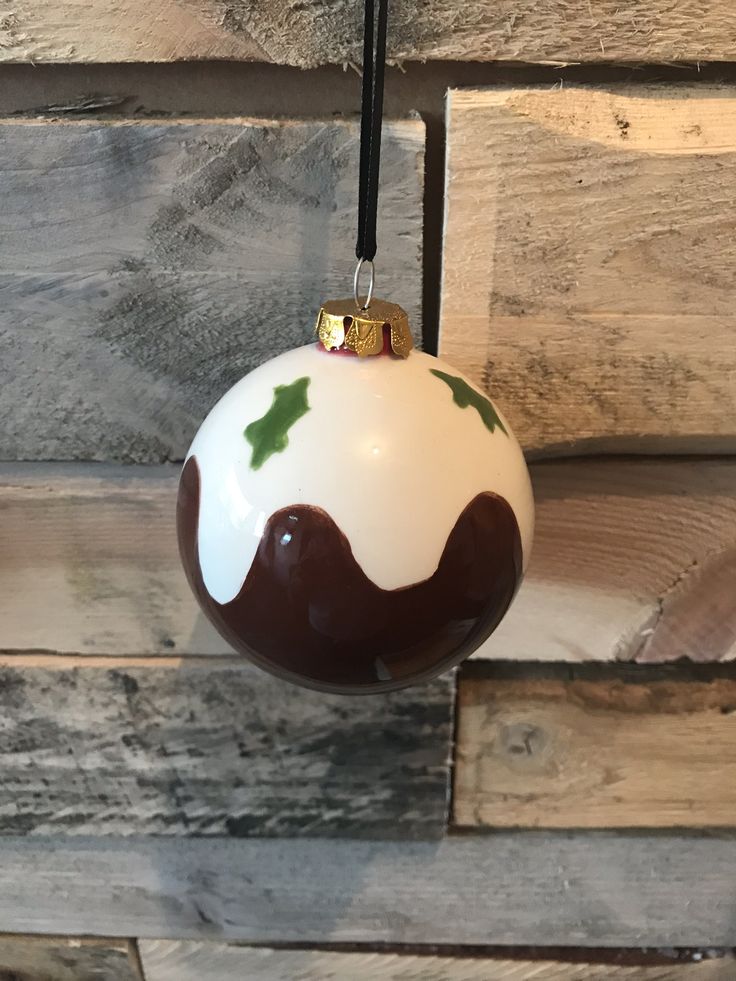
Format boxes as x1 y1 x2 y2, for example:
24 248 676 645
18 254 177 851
177 0 534 693
177 320 534 693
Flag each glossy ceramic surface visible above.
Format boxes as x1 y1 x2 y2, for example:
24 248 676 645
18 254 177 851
178 342 534 693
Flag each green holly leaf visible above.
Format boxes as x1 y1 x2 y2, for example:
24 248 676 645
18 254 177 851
245 376 311 470
430 368 508 436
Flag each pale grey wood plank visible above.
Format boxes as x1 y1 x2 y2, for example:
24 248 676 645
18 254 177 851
1 835 734 945
139 941 734 981
4 460 734 664
0 117 423 463
0 936 140 980
0 463 227 656
3 1 736 66
440 87 736 456
0 659 452 838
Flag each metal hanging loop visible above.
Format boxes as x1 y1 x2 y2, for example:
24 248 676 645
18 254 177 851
353 257 376 310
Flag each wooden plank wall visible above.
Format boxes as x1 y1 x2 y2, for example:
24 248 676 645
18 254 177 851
440 87 736 457
439 85 736 846
0 658 451 838
4 459 732 664
0 117 423 463
478 459 736 664
0 836 734 945
2 0 736 974
0 936 141 980
454 666 736 828
0 935 731 979
138 942 736 980
4 460 735 837
3 2 736 66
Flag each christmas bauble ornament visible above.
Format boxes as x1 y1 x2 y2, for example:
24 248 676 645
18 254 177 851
177 301 533 693
176 0 534 693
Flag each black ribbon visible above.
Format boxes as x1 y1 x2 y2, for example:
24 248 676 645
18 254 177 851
355 0 389 263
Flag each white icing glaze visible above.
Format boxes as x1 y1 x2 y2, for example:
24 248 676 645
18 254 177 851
187 344 534 604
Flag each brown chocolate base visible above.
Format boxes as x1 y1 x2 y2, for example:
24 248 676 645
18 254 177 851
178 456 522 694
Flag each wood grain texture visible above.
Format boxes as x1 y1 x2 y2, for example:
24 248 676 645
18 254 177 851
3 2 736 66
475 458 736 663
0 463 227 656
0 116 423 463
440 87 736 456
0 935 140 980
4 459 734 664
1 835 735 945
454 674 736 829
138 942 735 981
0 658 452 837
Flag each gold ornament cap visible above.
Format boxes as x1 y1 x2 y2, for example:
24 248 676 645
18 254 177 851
316 298 414 358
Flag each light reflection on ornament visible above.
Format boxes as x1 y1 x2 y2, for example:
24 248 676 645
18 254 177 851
177 319 533 694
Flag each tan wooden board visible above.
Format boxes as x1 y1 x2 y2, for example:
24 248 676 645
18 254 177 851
440 87 736 456
454 672 736 829
0 116 423 463
1 835 735 946
139 941 735 981
3 460 734 664
0 656 452 837
0 935 140 980
3 2 736 66
475 457 736 663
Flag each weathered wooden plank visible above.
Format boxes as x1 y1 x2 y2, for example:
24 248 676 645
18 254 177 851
5 460 733 664
0 2 265 63
0 835 734 945
138 941 734 981
440 87 736 456
3 2 736 66
475 457 736 663
0 463 227 656
454 671 736 829
0 116 423 463
0 658 452 837
0 935 140 980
